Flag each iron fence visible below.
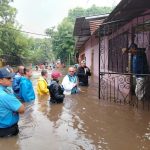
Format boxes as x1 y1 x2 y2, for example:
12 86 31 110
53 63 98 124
98 15 150 110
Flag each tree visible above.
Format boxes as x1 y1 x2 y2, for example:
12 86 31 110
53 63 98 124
67 7 85 23
50 19 74 64
0 0 16 25
28 38 54 65
85 5 113 16
46 5 114 65
0 25 31 65
0 0 37 66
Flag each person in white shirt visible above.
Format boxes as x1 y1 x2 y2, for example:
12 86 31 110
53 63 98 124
62 67 79 95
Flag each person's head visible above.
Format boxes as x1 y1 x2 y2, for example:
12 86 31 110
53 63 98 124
74 64 78 72
24 68 32 78
41 70 48 78
74 64 78 69
129 43 138 55
81 60 86 67
68 67 75 76
51 71 62 80
0 66 15 87
18 65 25 76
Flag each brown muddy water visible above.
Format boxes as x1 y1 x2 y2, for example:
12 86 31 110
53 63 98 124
0 69 150 150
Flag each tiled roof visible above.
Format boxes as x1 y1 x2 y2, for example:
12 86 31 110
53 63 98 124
73 14 109 50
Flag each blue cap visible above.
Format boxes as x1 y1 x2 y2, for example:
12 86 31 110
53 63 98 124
0 67 15 78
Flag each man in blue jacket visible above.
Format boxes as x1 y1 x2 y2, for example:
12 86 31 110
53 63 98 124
12 65 24 98
130 43 149 100
0 66 25 137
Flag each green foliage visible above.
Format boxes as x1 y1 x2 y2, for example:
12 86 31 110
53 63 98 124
27 38 54 65
0 1 114 66
0 0 54 66
46 19 75 65
85 5 113 17
0 0 16 25
46 5 114 65
0 0 30 65
68 5 113 23
67 7 85 23
0 25 31 65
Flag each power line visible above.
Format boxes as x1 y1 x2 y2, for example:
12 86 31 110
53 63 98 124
18 29 48 37
0 25 74 38
0 25 49 37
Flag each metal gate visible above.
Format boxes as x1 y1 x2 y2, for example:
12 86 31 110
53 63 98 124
98 17 150 110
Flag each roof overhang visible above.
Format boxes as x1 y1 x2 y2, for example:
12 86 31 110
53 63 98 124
99 0 150 36
73 14 109 51
104 0 150 23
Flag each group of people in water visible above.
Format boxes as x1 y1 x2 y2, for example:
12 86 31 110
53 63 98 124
0 60 91 137
37 60 91 103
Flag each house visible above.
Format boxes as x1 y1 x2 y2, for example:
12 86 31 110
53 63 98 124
73 14 109 77
73 0 150 108
98 0 150 105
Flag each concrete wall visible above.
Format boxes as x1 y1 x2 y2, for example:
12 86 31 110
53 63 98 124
84 35 99 77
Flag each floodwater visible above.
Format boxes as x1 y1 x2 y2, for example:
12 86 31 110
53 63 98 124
0 69 150 150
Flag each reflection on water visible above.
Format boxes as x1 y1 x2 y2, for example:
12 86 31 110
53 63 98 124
144 122 150 140
46 97 97 150
0 70 150 150
0 137 20 150
19 102 37 140
47 104 63 128
37 94 49 115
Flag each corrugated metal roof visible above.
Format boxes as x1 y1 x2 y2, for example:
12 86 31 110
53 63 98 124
98 0 150 36
104 0 150 23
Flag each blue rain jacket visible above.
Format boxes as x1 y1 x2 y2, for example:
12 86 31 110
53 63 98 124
19 77 35 102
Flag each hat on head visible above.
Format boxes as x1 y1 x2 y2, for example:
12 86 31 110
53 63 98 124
81 60 86 64
0 67 15 79
51 71 62 79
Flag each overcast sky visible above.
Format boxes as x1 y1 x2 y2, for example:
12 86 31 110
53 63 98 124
12 0 121 37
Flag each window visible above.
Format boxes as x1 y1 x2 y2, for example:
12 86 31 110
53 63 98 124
108 32 128 73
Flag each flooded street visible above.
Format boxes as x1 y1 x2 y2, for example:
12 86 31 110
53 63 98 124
0 70 150 150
